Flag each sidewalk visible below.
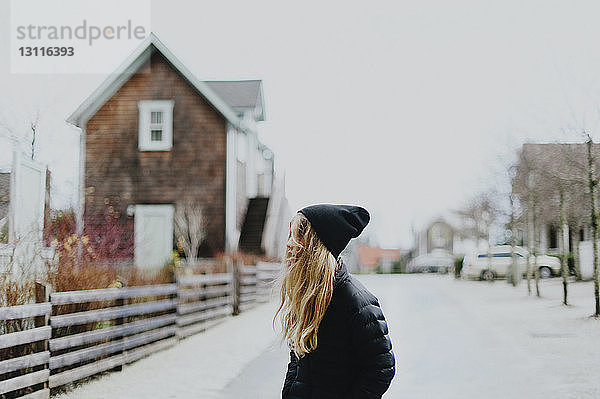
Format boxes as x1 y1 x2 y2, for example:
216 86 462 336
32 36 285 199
217 340 288 399
55 301 285 399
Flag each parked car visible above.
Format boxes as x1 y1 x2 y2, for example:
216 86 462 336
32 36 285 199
461 245 561 281
408 249 454 274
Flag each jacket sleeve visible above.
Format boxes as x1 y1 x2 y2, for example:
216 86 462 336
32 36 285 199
349 300 395 399
282 350 298 397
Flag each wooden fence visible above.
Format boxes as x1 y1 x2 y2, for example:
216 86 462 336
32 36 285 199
237 266 259 313
255 261 281 302
0 302 51 399
235 262 280 313
0 262 280 399
48 284 178 389
176 273 233 339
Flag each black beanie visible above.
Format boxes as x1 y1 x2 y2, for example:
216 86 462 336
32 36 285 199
298 204 370 259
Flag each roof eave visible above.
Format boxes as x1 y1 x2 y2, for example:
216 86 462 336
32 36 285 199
66 43 154 128
66 32 242 130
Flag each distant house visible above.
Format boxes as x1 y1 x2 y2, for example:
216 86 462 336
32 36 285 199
67 33 289 268
513 143 600 279
414 218 454 257
409 217 479 273
514 143 600 255
356 244 404 273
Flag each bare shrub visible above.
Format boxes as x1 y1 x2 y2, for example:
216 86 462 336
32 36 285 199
174 201 206 265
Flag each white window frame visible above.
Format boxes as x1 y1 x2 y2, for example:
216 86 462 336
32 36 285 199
138 100 174 151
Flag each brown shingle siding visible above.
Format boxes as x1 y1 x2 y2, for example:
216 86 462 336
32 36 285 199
85 51 227 256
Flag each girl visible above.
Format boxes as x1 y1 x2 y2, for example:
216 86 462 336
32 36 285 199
275 204 395 398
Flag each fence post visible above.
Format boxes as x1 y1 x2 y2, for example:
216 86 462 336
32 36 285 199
34 281 51 392
232 259 241 315
167 265 177 287
113 283 125 371
170 266 181 341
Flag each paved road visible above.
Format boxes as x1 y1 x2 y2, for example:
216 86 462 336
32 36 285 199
220 274 600 399
217 339 288 399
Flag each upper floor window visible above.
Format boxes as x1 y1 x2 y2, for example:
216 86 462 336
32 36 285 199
138 100 174 151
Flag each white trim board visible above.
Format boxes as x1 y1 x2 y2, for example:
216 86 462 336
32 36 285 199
9 151 46 244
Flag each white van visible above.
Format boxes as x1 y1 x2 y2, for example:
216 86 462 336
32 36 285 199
462 245 561 281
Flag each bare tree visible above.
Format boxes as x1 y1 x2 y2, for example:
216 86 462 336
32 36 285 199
512 150 539 296
540 146 577 305
30 112 39 160
493 162 525 287
506 190 522 287
585 137 600 316
538 144 592 306
513 145 560 297
455 192 499 280
514 142 600 308
0 109 41 160
174 201 206 265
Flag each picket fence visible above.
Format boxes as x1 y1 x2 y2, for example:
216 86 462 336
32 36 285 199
0 261 280 399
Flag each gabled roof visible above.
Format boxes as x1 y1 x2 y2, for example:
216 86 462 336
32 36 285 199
426 218 454 231
67 33 243 129
204 80 265 121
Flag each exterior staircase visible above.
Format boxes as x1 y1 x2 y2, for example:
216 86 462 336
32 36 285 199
239 197 270 254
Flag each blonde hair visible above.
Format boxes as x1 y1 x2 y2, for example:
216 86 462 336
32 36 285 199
274 213 338 357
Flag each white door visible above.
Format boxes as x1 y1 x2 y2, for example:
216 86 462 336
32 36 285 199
134 204 174 269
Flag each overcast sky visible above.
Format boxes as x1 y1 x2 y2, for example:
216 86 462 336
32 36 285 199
2 0 600 248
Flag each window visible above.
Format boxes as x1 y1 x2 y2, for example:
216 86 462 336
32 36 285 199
493 253 511 258
549 224 558 249
138 100 174 151
479 252 523 258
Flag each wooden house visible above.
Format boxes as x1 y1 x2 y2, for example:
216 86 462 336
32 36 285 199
67 33 288 268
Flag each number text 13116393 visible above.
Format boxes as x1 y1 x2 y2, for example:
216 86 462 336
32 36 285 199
18 47 74 56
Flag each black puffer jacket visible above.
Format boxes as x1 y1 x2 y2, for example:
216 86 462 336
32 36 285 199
282 262 395 398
